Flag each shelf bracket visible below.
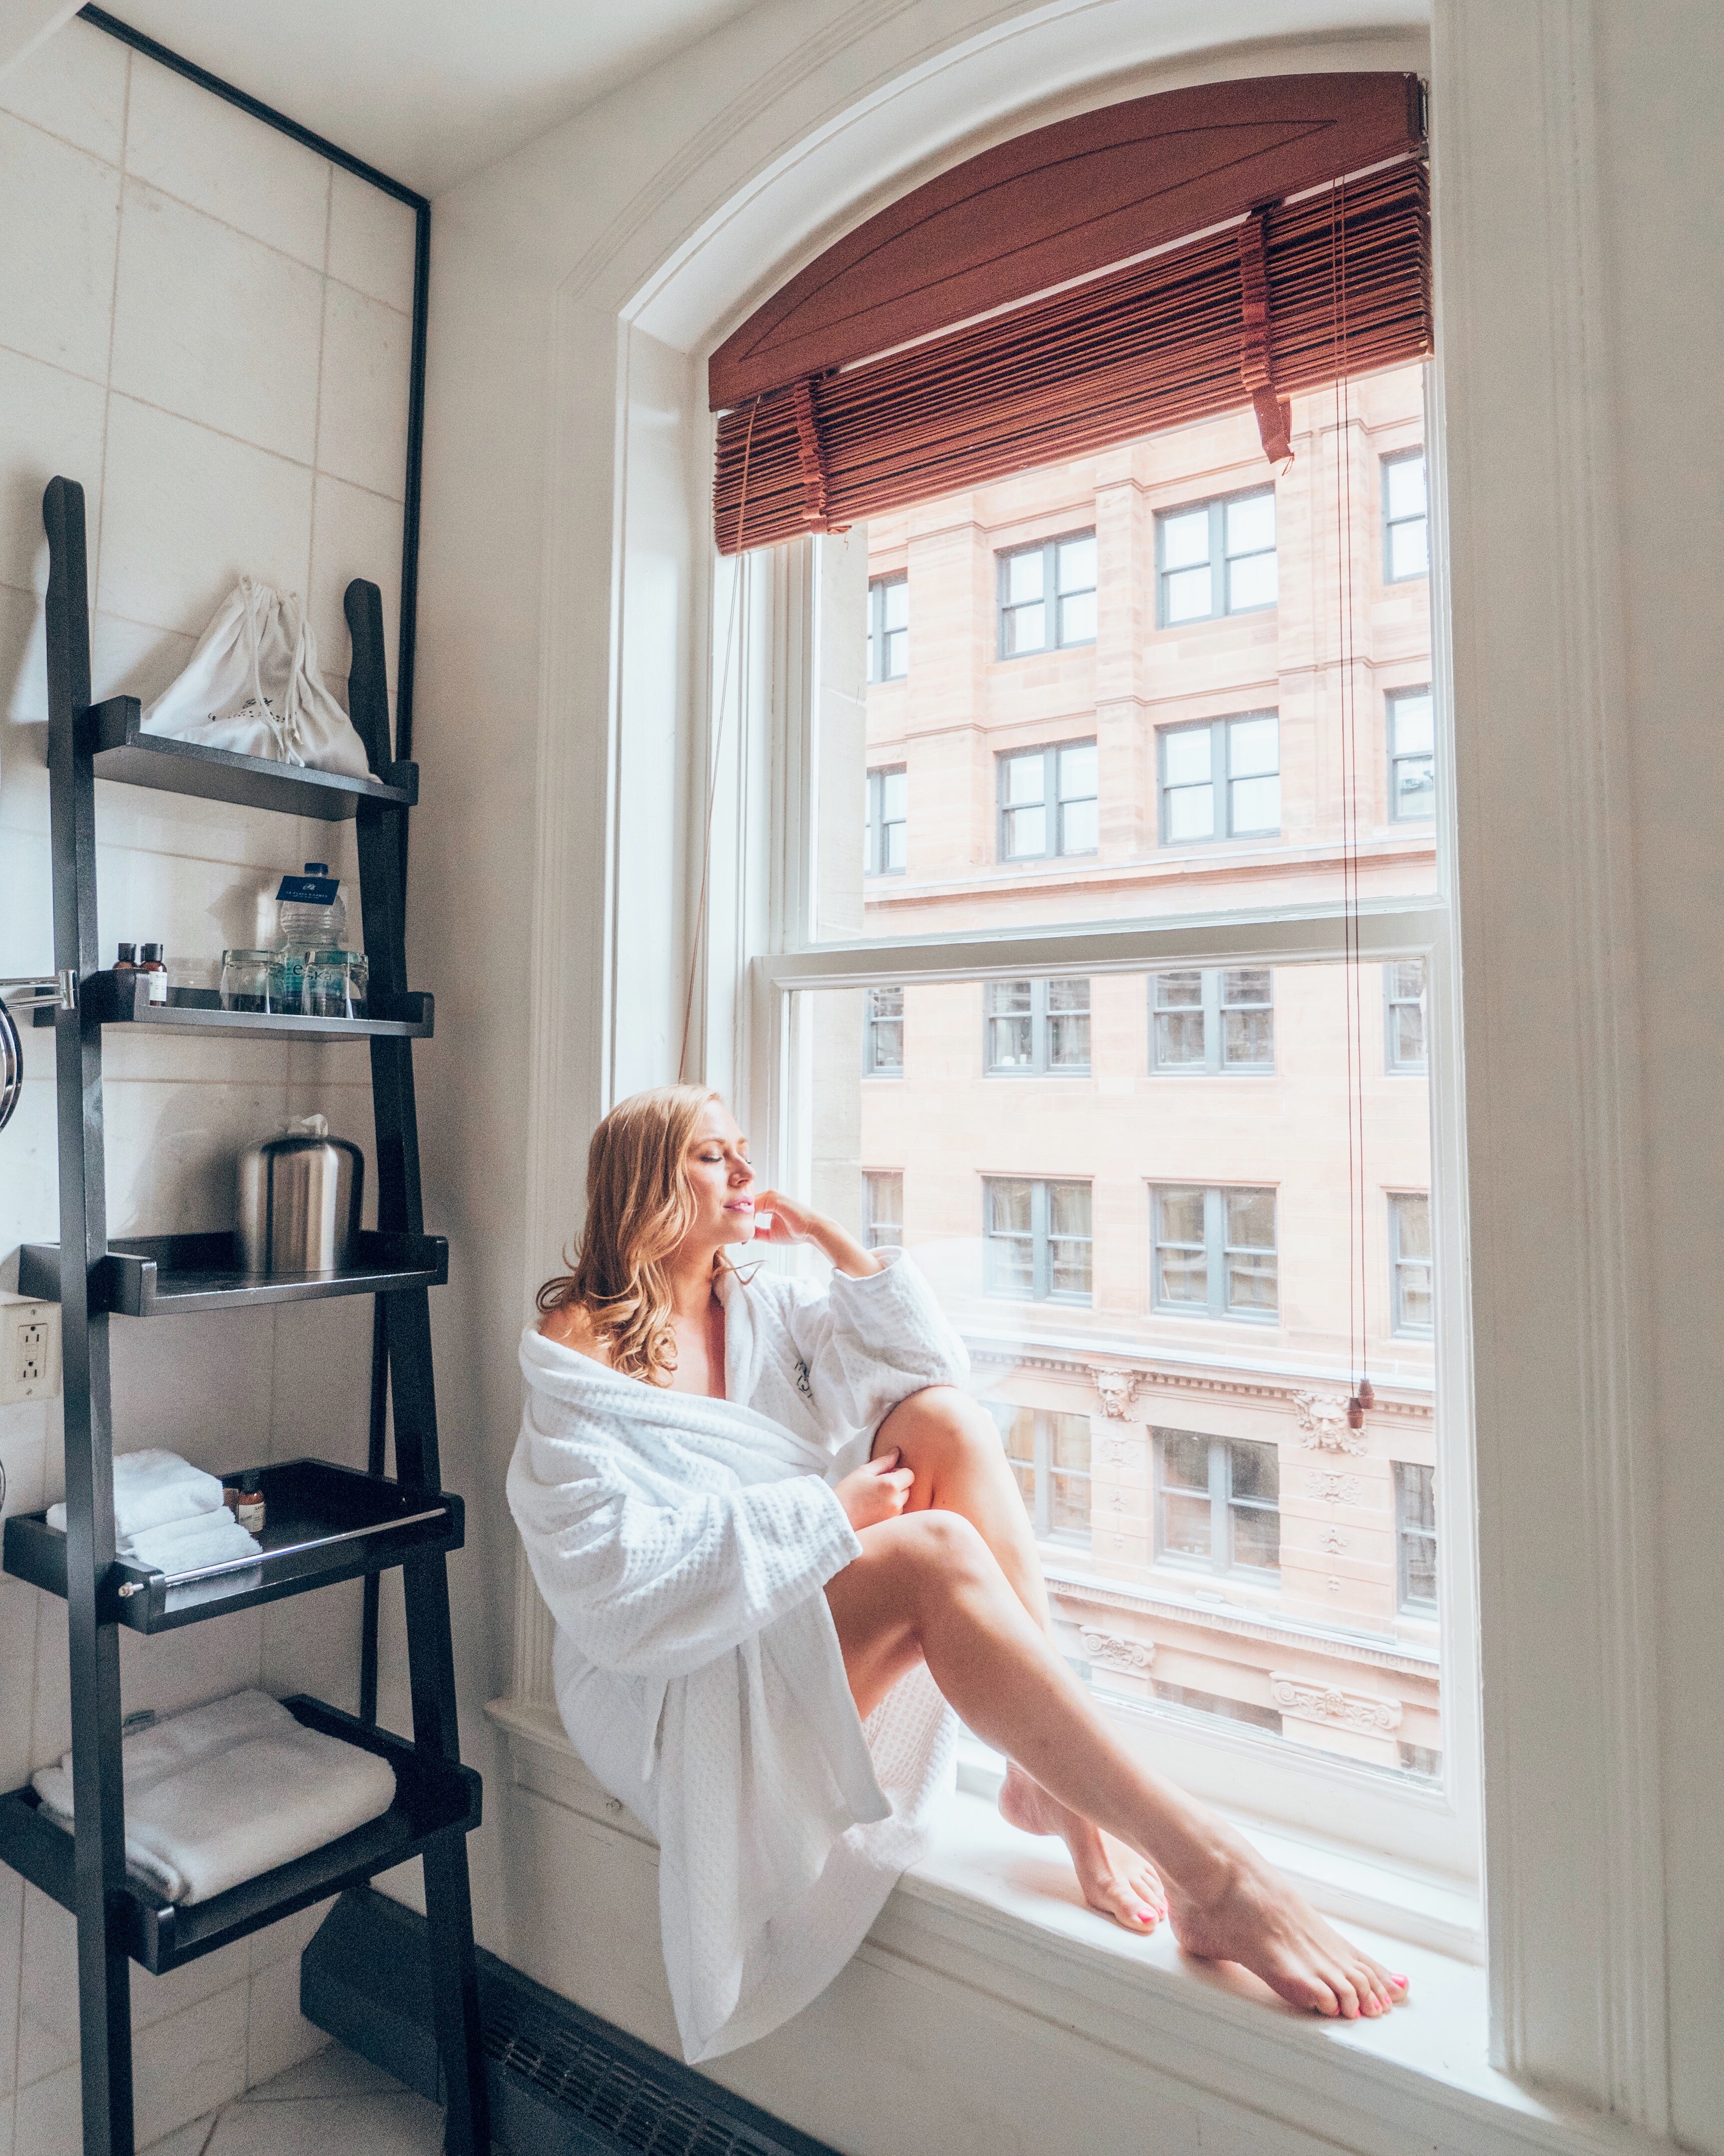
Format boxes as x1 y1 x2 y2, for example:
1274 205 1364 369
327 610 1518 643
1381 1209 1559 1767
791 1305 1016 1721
0 972 77 1012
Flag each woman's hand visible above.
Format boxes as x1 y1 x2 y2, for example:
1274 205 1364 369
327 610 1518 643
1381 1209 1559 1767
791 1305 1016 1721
751 1190 885 1279
835 1449 914 1530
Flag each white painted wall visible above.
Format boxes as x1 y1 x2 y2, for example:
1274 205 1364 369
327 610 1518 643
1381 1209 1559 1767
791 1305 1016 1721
0 18 419 2149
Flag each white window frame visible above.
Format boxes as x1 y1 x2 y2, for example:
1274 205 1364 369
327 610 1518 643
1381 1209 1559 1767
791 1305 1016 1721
511 16 1682 2137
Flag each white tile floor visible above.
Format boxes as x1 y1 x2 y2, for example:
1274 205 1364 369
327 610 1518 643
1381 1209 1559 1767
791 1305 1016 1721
140 2039 476 2155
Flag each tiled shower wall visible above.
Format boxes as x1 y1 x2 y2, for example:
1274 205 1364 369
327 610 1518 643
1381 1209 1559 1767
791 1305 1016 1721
0 19 416 2151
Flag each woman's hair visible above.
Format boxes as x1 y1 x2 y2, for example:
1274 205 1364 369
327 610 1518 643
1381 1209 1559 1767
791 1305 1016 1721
536 1084 720 1383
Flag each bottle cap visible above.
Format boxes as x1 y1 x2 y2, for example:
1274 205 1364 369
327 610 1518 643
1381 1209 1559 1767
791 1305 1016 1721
303 862 328 875
115 943 136 963
141 942 163 962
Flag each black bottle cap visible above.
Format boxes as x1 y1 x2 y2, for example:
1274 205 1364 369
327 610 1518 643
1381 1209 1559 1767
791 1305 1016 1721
140 942 164 962
115 943 136 964
304 862 328 875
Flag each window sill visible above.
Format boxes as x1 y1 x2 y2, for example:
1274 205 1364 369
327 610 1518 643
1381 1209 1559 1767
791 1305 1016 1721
488 1695 1658 2156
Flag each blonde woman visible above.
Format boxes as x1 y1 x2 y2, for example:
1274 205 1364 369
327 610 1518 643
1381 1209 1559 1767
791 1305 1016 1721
508 1085 1407 2063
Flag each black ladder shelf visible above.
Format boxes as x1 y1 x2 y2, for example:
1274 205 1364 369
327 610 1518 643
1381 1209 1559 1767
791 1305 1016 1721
0 478 490 2156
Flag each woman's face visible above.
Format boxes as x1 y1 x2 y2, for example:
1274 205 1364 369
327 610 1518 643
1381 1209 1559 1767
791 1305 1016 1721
679 1100 756 1251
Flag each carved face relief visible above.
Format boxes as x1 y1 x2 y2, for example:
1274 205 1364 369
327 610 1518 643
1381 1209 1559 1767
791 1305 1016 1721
1293 1388 1367 1454
1090 1368 1141 1419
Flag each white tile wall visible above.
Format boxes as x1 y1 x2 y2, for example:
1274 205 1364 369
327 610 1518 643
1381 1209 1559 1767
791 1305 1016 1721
0 16 418 2147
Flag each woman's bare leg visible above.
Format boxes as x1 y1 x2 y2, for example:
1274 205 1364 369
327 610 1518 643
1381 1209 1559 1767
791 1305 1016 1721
827 1511 1408 2020
873 1388 1166 1932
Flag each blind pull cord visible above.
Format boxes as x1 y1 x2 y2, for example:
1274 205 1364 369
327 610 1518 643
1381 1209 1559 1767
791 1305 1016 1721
1238 205 1294 472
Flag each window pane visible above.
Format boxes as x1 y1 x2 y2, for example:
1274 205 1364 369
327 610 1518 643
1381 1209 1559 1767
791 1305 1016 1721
1225 1187 1276 1249
987 980 1034 1016
1006 551 1044 603
1160 507 1210 570
1395 1193 1431 1260
986 1236 1035 1295
1389 519 1429 581
1058 797 1097 854
1004 805 1047 856
1048 978 1088 1012
1048 1012 1090 1068
1229 1440 1279 1503
870 1021 903 1071
1164 565 1212 621
1160 1431 1209 1490
989 1016 1035 1067
1157 1186 1206 1243
1222 967 1271 1006
1399 1461 1436 1533
1048 1182 1091 1238
1230 1504 1281 1571
1227 551 1278 611
882 579 909 630
1157 971 1203 1009
1162 785 1211 842
1398 1266 1434 1332
1058 741 1098 799
1050 1241 1091 1297
1156 1011 1206 1066
1004 753 1046 806
988 1178 1033 1233
1162 1492 1215 1560
1222 1007 1273 1067
1227 715 1278 777
1405 1539 1438 1604
1226 492 1276 555
1229 774 1280 834
884 627 908 676
1005 601 1046 653
1051 1474 1091 1536
1057 535 1097 591
883 819 908 871
879 767 908 821
1051 1414 1091 1469
1386 455 1427 522
1393 756 1436 818
1392 1002 1426 1066
1059 589 1097 644
1391 692 1434 755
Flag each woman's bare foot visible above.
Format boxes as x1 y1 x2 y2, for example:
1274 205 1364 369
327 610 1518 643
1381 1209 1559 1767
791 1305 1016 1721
1164 1850 1410 2019
999 1761 1167 1933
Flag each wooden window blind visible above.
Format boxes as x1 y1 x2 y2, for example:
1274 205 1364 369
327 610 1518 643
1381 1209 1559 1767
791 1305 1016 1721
711 80 1430 555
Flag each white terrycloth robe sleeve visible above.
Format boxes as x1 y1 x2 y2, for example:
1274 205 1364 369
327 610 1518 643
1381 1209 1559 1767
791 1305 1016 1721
774 1246 971 1447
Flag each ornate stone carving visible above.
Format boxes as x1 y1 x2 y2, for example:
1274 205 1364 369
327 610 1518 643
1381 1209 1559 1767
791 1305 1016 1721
1097 1434 1138 1470
1080 1628 1155 1674
1090 1368 1142 1419
1307 1469 1365 1506
1293 1389 1367 1455
1270 1674 1402 1733
1321 1526 1348 1554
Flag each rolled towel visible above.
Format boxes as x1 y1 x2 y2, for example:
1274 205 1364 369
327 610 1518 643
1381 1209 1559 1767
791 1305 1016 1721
32 1689 397 1904
46 1448 225 1539
119 1510 262 1576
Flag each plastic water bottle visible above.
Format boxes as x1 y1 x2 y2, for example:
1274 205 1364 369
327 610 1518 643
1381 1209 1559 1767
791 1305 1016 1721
276 862 347 949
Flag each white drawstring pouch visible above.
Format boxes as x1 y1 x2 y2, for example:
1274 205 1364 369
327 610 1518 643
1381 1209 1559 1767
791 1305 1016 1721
141 579 374 782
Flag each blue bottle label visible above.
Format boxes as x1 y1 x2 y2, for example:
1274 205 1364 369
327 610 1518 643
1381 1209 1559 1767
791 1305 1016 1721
276 874 339 904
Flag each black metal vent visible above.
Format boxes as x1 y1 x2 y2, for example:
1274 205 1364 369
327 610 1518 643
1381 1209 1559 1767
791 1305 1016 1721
484 1993 781 2156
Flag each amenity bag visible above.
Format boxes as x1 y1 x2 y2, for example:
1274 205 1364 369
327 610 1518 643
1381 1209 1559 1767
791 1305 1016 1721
141 577 374 781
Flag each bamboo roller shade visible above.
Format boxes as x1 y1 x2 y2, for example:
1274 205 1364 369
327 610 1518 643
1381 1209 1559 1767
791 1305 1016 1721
713 156 1430 555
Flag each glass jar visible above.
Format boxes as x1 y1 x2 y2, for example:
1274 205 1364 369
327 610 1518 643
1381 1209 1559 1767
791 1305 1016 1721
300 949 369 1019
219 950 278 1013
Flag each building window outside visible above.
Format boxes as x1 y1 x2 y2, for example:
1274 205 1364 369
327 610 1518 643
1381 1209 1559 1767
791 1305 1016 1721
1388 687 1435 820
865 764 908 875
1383 451 1429 582
997 530 1097 656
1155 1429 1281 1575
1158 713 1279 843
1390 1192 1433 1335
998 739 1098 861
985 977 1090 1073
1156 487 1277 625
1151 968 1274 1073
1394 1461 1438 1613
983 1177 1092 1302
1151 1185 1278 1320
1385 960 1427 1072
867 573 908 681
864 985 904 1075
862 1170 903 1249
991 1403 1093 1543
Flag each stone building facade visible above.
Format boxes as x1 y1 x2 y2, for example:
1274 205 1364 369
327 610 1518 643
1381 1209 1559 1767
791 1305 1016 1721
848 360 1441 1776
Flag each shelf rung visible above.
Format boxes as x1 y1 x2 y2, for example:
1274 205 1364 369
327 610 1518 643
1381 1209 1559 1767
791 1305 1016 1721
84 696 417 821
19 1231 448 1315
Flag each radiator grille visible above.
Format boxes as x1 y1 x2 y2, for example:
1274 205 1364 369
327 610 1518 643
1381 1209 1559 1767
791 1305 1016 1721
483 1993 789 2156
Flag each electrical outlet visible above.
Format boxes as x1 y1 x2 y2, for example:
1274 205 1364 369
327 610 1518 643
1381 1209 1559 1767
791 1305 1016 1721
0 1291 61 1404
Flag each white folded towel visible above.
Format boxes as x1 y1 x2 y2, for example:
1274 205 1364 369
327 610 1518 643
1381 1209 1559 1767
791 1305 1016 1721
32 1689 397 1904
47 1448 225 1539
117 1511 262 1575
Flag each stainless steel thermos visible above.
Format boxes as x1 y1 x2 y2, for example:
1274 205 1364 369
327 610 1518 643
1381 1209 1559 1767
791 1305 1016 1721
237 1115 364 1275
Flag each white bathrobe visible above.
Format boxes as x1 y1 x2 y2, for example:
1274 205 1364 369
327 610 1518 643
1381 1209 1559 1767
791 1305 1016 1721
507 1250 967 2062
